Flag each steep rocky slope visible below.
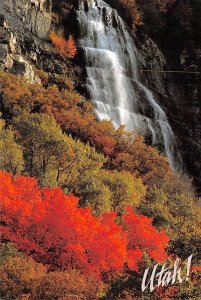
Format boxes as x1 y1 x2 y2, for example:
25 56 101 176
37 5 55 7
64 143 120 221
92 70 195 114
135 0 201 191
0 0 200 192
136 32 201 192
0 0 82 87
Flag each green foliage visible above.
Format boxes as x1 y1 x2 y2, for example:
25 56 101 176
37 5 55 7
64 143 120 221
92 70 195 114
0 118 24 175
78 171 112 215
0 243 23 264
12 113 147 215
139 186 200 234
0 3 200 296
55 138 106 192
138 187 173 228
78 170 146 215
13 113 105 189
13 113 66 182
0 71 175 193
161 171 195 198
99 170 146 214
0 68 200 296
138 186 201 264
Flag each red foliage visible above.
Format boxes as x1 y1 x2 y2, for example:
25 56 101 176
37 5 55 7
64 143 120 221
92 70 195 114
192 265 201 272
157 286 178 300
92 134 117 155
123 207 169 263
0 171 169 278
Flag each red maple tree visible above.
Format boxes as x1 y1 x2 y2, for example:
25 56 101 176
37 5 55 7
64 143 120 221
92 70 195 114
0 171 169 278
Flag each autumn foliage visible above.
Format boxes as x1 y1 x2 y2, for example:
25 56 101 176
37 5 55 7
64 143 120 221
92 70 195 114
50 31 77 59
0 171 169 278
0 2 200 297
0 71 173 190
0 254 101 300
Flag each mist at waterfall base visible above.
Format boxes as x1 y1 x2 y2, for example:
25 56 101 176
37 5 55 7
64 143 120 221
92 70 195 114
76 0 181 170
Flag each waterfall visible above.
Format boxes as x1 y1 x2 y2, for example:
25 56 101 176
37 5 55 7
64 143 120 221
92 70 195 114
76 0 179 169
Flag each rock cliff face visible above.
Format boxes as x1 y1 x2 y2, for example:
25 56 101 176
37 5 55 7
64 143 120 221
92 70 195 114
166 49 201 192
0 0 200 191
136 34 201 192
0 0 52 82
0 0 81 84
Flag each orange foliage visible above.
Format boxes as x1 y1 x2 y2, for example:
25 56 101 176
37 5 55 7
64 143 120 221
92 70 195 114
35 270 101 299
0 71 173 189
0 171 169 278
121 0 142 29
111 134 172 187
50 31 77 59
0 256 101 299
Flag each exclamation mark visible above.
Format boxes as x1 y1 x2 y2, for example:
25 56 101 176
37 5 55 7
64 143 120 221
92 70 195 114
186 255 193 281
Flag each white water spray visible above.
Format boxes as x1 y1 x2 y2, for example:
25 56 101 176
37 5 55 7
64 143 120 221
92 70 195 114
77 0 179 169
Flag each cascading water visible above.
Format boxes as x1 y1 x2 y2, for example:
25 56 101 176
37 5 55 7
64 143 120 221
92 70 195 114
76 0 179 169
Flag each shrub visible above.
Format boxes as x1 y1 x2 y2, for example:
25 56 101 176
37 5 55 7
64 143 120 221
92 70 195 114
50 31 77 59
